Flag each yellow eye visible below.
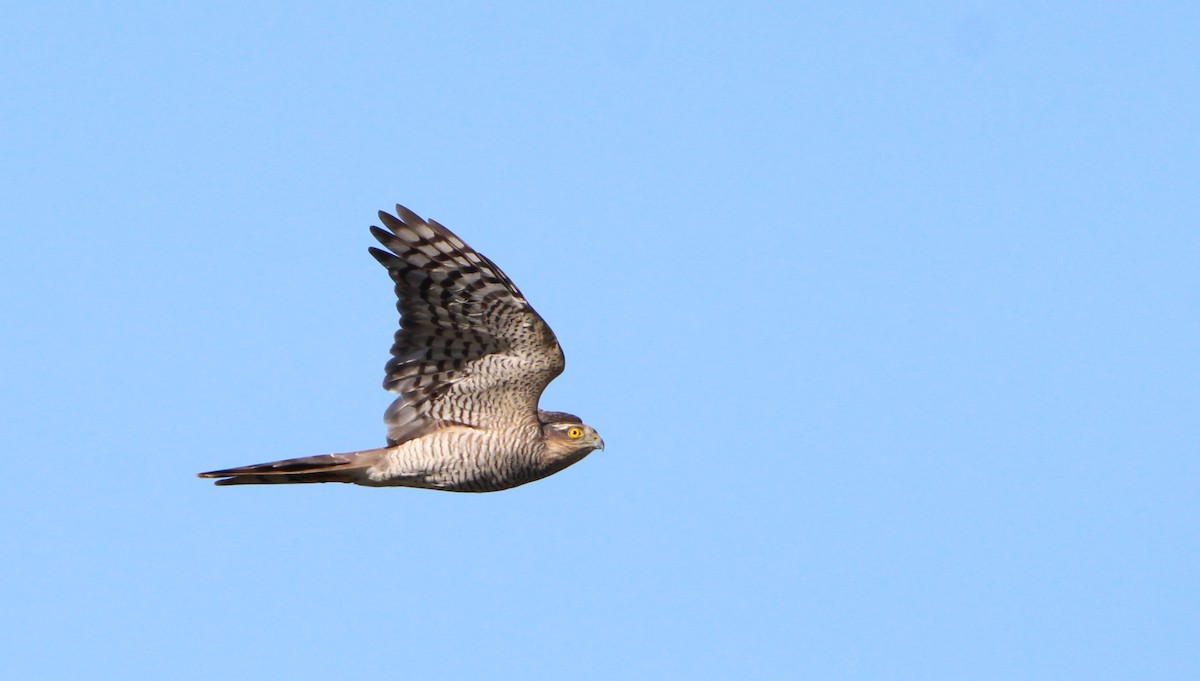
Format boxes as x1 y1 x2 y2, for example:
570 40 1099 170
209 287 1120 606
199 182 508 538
567 427 584 439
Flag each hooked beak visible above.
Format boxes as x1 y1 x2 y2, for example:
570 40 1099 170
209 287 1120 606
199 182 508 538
594 435 605 452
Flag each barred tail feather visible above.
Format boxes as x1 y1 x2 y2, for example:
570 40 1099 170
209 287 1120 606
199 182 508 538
197 449 386 486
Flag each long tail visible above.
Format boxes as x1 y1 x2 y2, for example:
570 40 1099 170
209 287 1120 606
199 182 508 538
197 448 387 486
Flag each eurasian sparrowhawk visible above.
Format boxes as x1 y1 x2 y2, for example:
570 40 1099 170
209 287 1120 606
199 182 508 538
198 204 603 492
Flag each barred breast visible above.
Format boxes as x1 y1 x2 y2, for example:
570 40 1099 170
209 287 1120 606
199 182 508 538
363 423 549 492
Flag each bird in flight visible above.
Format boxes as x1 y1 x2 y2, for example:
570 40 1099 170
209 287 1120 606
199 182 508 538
199 204 603 492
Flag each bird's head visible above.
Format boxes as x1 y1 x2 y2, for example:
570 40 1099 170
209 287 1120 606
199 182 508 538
539 410 604 468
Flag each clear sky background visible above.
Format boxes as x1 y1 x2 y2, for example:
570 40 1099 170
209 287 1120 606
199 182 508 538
1 2 1196 679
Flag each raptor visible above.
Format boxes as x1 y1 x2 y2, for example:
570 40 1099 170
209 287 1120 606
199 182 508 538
198 204 603 492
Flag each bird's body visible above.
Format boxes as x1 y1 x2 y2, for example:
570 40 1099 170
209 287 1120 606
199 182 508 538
199 204 603 492
363 416 592 492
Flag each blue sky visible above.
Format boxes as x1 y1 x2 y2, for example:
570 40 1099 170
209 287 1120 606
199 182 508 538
2 2 1196 679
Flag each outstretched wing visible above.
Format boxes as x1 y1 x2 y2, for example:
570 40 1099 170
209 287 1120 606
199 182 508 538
368 205 565 445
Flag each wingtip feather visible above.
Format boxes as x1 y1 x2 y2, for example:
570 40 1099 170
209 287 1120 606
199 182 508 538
394 204 423 225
